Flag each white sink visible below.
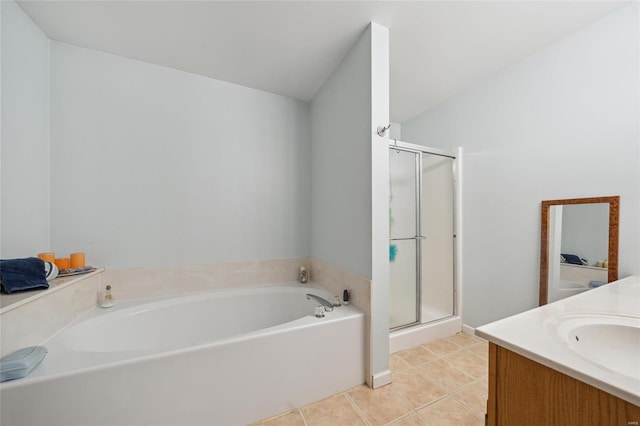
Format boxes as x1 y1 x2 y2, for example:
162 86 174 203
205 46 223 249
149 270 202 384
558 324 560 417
552 314 640 380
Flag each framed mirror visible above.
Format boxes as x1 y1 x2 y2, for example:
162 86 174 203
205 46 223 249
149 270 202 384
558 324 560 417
539 196 619 305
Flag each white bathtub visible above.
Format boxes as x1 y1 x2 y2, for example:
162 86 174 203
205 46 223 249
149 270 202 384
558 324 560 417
0 283 365 425
549 280 590 303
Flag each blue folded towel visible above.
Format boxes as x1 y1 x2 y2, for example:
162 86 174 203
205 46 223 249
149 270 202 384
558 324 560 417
0 257 49 294
561 253 587 266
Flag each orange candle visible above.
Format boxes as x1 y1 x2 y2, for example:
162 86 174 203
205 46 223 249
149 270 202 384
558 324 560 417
70 252 85 269
55 258 70 270
37 252 55 263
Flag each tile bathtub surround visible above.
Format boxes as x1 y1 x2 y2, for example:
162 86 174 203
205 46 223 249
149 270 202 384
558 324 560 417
0 272 102 357
88 257 368 306
100 257 311 301
257 333 488 426
308 258 371 316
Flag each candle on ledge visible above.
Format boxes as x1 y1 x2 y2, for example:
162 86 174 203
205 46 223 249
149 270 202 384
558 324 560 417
37 252 55 263
70 252 85 269
55 258 70 270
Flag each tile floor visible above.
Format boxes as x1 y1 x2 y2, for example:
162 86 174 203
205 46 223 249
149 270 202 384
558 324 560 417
256 333 488 426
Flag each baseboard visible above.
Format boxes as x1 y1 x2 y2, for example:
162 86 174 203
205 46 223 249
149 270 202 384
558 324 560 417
462 323 475 335
371 370 392 389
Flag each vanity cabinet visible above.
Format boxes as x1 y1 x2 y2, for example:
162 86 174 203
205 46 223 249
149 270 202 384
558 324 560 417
486 343 640 426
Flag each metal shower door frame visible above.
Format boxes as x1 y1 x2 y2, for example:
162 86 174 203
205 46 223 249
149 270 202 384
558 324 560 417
388 140 457 332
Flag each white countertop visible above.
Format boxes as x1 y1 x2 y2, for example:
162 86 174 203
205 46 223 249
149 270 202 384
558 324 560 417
476 276 640 406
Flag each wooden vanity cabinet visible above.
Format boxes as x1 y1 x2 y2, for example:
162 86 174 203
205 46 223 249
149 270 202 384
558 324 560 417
486 343 640 426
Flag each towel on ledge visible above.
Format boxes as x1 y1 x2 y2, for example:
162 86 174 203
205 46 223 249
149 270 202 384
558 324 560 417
0 258 49 294
561 253 587 266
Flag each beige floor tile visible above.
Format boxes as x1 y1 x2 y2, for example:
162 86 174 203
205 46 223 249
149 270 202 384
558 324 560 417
476 375 488 388
465 341 489 360
395 345 438 366
301 393 366 426
390 353 413 372
390 413 428 425
420 338 462 356
257 410 306 426
454 381 488 417
441 349 487 378
391 369 447 409
416 358 476 392
445 332 482 348
417 396 483 426
347 384 412 426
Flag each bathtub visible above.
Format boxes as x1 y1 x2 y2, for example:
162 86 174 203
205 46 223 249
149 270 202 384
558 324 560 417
0 283 365 425
549 280 590 303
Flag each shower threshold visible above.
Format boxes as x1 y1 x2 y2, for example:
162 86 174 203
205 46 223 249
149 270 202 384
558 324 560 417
389 316 462 353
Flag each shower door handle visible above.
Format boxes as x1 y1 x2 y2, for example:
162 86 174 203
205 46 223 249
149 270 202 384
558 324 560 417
389 236 426 241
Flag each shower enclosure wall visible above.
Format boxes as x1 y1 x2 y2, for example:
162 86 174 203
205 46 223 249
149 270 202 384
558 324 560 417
389 142 462 352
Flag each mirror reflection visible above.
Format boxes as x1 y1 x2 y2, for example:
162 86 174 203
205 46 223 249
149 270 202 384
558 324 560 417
548 203 609 303
539 196 619 305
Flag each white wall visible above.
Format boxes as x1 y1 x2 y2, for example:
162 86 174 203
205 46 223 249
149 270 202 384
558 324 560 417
310 22 390 386
310 27 374 278
389 122 402 140
402 4 640 327
369 23 390 387
49 42 311 269
0 1 50 258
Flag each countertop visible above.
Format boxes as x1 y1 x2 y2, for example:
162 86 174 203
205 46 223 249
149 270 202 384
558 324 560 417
476 276 640 406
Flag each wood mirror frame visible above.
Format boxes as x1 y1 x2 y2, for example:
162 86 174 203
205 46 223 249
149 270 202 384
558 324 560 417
539 196 619 305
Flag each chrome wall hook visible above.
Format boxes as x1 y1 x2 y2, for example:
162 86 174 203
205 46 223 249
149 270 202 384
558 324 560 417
377 124 391 137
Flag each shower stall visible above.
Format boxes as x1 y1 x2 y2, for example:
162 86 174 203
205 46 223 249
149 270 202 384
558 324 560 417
388 141 462 352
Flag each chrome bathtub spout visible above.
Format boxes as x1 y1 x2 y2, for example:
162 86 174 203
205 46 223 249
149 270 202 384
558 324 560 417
306 294 334 312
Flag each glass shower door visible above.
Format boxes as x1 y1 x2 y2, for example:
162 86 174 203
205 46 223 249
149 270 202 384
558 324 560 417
420 154 455 323
389 148 421 329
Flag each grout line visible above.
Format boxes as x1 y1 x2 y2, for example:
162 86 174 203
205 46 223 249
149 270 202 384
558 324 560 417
384 368 450 422
450 380 488 418
450 393 485 420
393 337 490 420
387 412 413 425
420 341 463 352
412 364 474 395
343 389 372 426
297 407 309 426
411 367 453 397
384 383 415 421
416 354 476 376
462 347 488 360
414 408 432 426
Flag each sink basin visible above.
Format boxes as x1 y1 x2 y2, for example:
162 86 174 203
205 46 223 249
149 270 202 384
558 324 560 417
553 314 640 380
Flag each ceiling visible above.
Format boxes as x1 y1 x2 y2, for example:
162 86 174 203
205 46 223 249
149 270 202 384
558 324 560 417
17 1 629 123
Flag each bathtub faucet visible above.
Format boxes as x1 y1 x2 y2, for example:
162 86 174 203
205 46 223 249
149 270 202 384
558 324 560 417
306 294 334 312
